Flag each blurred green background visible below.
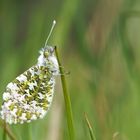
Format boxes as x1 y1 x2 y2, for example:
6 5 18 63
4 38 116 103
0 0 140 139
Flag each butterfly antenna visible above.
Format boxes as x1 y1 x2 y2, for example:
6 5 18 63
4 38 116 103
45 20 56 47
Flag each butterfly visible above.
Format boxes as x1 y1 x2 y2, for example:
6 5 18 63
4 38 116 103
0 20 59 124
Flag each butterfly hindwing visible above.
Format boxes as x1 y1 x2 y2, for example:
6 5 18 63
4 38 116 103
1 65 55 124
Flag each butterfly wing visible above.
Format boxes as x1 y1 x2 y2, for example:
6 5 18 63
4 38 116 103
1 65 55 124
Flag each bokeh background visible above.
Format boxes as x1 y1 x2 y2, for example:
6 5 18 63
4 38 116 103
0 0 140 139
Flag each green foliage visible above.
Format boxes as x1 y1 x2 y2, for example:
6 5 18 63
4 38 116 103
0 0 140 139
84 113 96 140
55 46 75 140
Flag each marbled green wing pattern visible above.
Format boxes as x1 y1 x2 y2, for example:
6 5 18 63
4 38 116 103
1 65 55 124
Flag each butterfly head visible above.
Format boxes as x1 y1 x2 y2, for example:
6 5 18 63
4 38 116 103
43 46 55 57
38 46 59 75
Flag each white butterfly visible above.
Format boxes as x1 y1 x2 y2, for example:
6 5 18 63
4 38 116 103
0 21 59 124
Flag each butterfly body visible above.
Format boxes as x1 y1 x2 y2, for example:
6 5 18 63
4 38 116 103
1 46 59 124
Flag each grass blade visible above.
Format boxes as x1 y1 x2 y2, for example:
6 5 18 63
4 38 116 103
112 132 119 140
25 124 32 140
0 120 16 140
84 113 96 140
54 46 75 140
3 121 7 140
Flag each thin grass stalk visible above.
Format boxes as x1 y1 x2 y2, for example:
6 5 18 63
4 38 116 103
3 121 7 140
54 46 75 140
0 120 16 140
84 113 96 140
26 124 32 140
112 132 119 140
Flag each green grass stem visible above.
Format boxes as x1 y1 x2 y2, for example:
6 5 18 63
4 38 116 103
3 121 7 140
0 120 16 140
54 46 75 140
84 113 96 140
26 124 32 140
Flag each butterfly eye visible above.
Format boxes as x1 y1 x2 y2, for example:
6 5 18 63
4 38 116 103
44 51 49 57
44 47 54 57
49 47 54 54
